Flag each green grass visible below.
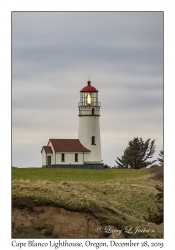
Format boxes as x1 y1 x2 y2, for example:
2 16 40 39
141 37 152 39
12 167 147 182
12 167 163 238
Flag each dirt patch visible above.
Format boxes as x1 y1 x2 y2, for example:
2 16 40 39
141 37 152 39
12 203 124 238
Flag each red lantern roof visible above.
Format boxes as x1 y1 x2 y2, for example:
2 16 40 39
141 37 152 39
80 80 98 92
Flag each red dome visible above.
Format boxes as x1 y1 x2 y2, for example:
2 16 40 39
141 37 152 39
80 80 98 92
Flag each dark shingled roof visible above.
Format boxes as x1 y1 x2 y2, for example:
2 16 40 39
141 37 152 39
48 139 90 152
41 146 53 153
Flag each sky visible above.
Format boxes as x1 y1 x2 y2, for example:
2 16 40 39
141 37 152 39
12 11 163 168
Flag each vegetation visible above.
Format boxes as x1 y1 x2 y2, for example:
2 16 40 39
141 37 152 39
147 165 163 181
12 167 147 182
144 167 163 224
157 150 163 166
144 185 163 224
12 167 163 238
115 137 156 169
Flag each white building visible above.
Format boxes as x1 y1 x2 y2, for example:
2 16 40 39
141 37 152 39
41 80 103 169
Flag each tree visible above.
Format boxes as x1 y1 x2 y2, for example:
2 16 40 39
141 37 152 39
115 137 156 169
104 164 111 169
157 150 163 166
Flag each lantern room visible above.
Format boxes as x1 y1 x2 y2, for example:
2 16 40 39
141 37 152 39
79 80 100 107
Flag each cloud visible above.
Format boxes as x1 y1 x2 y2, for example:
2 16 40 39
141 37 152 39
12 11 163 167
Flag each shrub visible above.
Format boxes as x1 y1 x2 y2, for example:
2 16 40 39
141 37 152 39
147 166 163 181
144 185 163 224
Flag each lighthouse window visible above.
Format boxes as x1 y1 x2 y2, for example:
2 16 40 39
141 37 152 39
92 136 95 145
75 153 78 162
61 153 65 162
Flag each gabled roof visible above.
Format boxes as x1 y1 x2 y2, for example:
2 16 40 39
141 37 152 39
41 146 53 153
48 139 90 152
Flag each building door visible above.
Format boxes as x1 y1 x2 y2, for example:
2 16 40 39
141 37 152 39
47 156 51 166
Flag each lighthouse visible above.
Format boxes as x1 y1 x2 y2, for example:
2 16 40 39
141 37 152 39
41 79 103 169
78 80 103 169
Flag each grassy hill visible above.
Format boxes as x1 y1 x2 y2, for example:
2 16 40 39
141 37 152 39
12 167 147 182
12 167 163 238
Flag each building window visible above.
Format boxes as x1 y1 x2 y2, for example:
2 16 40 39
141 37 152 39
92 136 95 145
92 108 94 115
75 153 78 162
61 153 65 162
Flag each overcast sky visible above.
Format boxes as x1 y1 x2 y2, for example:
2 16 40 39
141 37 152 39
12 11 163 168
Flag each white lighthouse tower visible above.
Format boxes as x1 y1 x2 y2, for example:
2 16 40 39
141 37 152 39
78 80 103 169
